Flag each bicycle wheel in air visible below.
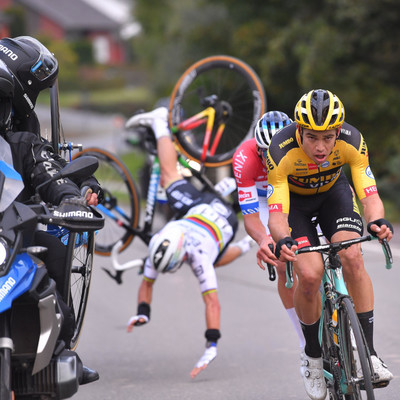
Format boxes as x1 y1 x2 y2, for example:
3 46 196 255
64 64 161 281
73 148 140 256
339 297 375 399
169 55 266 167
68 231 95 350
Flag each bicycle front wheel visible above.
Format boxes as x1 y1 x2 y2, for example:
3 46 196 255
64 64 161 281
169 55 266 167
73 148 140 256
338 297 375 399
68 231 95 350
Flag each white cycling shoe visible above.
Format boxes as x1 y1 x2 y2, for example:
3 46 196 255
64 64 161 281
125 107 168 129
300 354 327 400
371 355 393 384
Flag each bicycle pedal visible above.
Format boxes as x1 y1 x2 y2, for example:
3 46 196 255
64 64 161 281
102 267 124 284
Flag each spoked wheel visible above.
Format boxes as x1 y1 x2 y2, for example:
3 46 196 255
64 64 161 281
339 297 375 400
73 147 140 256
68 231 95 350
169 55 266 167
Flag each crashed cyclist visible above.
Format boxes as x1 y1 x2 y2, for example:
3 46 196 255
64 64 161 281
125 107 255 378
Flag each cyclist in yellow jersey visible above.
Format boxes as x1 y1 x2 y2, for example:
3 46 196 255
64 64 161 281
266 89 394 400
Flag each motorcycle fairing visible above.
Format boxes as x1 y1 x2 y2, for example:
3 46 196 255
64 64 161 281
0 254 37 312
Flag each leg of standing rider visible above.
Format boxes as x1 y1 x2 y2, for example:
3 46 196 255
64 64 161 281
276 262 305 350
293 252 326 400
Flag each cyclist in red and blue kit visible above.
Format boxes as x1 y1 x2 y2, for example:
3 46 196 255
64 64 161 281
232 111 305 350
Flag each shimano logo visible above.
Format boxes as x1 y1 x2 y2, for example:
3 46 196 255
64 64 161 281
0 45 18 61
53 210 94 218
0 277 16 302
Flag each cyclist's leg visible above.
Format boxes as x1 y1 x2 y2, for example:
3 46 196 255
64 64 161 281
320 176 370 312
288 195 324 327
319 175 393 383
33 230 67 291
259 204 305 349
33 231 75 346
288 194 327 399
157 136 183 188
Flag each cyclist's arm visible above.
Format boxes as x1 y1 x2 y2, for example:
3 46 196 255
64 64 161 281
345 133 393 241
137 277 153 305
266 150 298 261
360 194 393 241
268 212 298 262
127 278 154 332
243 213 277 268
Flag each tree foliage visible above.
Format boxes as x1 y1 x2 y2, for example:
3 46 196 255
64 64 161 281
132 0 400 211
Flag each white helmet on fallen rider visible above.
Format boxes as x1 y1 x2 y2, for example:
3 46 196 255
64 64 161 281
149 222 187 273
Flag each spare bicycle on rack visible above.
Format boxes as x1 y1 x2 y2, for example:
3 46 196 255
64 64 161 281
73 55 267 281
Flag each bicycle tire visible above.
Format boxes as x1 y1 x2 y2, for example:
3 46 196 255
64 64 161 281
321 304 343 400
73 147 140 256
169 55 266 167
50 81 61 154
68 231 95 350
338 297 375 399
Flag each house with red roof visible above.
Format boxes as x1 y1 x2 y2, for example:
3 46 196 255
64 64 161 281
0 0 137 64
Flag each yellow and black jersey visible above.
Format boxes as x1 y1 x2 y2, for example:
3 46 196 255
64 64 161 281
266 122 377 213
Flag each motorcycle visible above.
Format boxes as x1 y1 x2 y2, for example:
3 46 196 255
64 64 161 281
0 156 104 399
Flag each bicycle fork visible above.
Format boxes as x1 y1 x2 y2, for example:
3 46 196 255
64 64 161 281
320 266 349 396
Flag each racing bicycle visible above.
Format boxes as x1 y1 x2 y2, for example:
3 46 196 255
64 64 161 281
73 55 266 262
286 235 393 399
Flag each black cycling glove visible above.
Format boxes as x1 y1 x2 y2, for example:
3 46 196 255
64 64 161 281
80 177 104 204
274 237 298 259
367 218 394 237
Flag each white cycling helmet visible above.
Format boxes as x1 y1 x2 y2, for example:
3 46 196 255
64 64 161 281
149 222 187 273
254 111 292 149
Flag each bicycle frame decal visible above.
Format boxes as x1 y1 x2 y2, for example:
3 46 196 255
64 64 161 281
145 159 161 226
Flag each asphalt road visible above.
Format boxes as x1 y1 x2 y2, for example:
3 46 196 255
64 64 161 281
73 223 400 400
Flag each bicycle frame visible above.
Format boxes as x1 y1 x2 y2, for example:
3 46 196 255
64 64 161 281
171 106 227 165
319 257 353 393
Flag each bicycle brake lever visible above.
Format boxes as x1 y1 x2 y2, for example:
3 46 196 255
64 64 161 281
381 238 393 269
285 243 294 289
267 264 276 281
266 244 276 281
285 262 294 288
